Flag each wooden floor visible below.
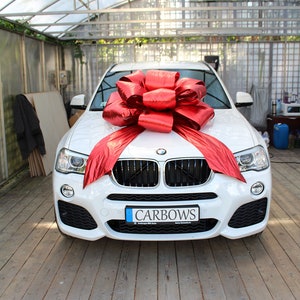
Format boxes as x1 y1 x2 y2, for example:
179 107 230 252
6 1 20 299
0 147 299 300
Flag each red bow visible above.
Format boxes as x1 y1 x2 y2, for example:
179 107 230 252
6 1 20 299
83 70 245 188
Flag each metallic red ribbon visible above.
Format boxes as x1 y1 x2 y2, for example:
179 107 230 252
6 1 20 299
83 70 245 188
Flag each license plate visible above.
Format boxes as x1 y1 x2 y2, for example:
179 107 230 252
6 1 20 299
125 206 199 225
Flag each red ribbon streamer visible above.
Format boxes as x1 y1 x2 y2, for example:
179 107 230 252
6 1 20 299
83 70 245 188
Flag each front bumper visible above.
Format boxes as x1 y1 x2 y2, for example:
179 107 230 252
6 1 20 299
53 169 272 241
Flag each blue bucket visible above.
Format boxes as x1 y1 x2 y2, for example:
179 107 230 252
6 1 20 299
273 123 289 149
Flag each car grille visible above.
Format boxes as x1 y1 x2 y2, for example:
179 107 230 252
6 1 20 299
113 160 158 187
112 159 211 187
228 198 268 228
165 159 211 186
107 193 217 201
107 219 218 234
58 200 97 230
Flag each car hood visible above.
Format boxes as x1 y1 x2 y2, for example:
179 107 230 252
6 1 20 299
64 109 259 159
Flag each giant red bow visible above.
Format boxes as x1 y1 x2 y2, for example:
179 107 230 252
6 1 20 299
83 70 245 188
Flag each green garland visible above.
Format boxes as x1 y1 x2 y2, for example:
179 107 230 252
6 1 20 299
1 17 299 46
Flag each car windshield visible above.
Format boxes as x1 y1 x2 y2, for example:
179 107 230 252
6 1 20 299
90 68 231 111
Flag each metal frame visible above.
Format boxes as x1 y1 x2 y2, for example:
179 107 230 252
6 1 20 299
0 1 299 40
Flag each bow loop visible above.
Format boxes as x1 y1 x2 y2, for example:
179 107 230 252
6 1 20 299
116 80 144 108
145 70 179 90
102 92 140 127
120 69 145 86
143 88 176 111
176 77 206 100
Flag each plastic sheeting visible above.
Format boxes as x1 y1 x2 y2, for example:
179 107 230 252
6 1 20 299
249 85 269 130
0 0 124 38
0 30 24 182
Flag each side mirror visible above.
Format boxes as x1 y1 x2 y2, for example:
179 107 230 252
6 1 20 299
235 92 253 107
70 94 87 110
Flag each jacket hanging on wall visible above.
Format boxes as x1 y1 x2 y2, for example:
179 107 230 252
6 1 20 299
13 94 46 159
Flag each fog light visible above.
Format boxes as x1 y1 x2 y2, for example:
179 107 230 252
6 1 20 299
251 182 264 195
61 184 74 198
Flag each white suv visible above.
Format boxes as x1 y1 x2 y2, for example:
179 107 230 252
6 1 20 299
53 61 271 241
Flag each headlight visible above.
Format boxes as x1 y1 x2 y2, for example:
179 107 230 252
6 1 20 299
235 146 269 172
55 148 88 174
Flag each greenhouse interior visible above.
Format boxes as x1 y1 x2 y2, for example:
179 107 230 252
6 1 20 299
0 1 299 299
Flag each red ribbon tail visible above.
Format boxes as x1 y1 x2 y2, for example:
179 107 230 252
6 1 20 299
83 125 144 188
174 124 246 183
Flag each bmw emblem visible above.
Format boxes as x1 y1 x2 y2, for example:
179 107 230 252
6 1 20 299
156 148 167 155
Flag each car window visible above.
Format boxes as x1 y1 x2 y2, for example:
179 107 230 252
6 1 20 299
175 70 231 109
90 71 131 111
89 69 231 111
202 71 231 108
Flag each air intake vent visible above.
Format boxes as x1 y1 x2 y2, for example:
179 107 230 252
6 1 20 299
107 219 218 234
58 200 97 230
228 198 268 228
107 193 217 201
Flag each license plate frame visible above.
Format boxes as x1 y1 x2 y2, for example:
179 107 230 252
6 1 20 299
125 205 200 225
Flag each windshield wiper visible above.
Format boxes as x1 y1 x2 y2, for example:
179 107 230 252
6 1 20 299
89 108 104 111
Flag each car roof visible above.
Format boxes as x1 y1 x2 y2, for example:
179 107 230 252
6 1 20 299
109 61 211 72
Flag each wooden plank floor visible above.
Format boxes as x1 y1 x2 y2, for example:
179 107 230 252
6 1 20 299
0 147 299 300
